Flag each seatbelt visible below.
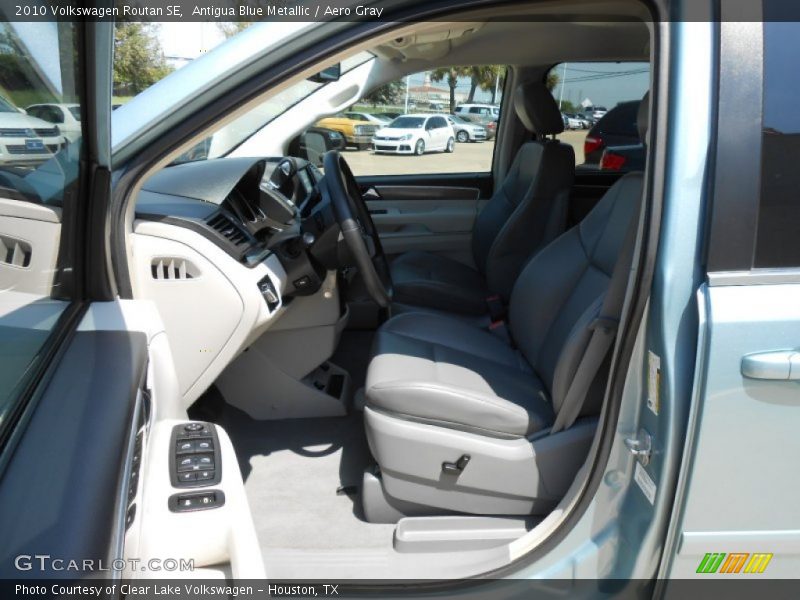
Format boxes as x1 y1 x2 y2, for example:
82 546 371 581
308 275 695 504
486 294 506 321
550 207 641 434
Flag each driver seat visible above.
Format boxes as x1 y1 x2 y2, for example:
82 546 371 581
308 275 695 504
390 82 574 315
363 93 650 519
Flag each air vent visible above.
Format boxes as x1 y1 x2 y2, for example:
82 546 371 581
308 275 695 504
207 213 248 246
150 257 199 281
0 235 32 268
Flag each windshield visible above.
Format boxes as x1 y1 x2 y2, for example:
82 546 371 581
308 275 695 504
449 115 468 124
0 97 17 113
169 51 373 164
389 117 425 129
68 106 81 120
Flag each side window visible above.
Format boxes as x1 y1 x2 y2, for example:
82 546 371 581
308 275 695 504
755 18 800 268
0 22 85 441
346 65 507 176
548 62 650 173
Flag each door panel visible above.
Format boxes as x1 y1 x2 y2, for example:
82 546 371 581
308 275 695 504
0 330 147 577
357 173 492 262
665 281 800 577
365 186 480 258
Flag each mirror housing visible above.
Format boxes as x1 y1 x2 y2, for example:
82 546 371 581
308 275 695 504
288 127 346 167
308 64 341 83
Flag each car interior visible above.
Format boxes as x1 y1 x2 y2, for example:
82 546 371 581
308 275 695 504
0 3 654 581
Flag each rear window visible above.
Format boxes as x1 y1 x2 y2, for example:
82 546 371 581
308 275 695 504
595 102 640 137
755 14 800 268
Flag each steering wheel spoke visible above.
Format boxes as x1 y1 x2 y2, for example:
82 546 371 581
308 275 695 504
323 151 392 308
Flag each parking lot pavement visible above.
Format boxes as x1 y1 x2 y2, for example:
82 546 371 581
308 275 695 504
344 130 587 176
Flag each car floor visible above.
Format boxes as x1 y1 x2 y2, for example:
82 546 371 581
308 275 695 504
193 392 402 579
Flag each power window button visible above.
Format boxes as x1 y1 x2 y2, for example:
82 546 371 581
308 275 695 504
195 439 214 453
178 471 197 483
176 440 195 454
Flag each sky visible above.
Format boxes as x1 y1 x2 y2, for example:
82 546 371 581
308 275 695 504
550 62 650 109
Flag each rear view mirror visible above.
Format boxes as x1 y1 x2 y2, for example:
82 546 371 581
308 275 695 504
308 64 341 83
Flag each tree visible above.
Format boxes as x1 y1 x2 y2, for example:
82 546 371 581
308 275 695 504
546 70 559 92
362 80 404 107
463 66 505 103
430 66 469 113
113 23 172 95
217 23 252 39
482 66 506 104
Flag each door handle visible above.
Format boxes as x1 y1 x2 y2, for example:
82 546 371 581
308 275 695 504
741 350 800 380
362 187 382 200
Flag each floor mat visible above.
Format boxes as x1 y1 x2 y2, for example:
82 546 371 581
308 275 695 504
208 402 396 577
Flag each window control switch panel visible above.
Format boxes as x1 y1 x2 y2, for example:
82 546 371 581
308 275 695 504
170 422 221 488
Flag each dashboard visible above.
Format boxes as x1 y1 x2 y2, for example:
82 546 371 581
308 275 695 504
136 157 328 272
132 156 348 406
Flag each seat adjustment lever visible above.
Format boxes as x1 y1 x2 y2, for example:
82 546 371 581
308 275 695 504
442 454 471 475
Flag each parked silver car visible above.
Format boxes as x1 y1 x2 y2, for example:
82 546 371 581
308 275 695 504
446 114 487 142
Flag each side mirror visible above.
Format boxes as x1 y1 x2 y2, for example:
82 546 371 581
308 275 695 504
288 127 346 167
308 64 341 83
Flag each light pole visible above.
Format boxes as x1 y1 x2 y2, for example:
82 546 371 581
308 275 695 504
405 75 410 113
558 62 568 110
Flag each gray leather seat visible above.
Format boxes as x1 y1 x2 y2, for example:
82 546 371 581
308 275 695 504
390 82 575 315
362 94 649 517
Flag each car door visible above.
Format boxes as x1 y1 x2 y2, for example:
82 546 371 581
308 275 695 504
660 11 800 580
0 19 146 579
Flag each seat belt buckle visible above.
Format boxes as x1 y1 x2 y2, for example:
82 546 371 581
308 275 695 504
590 316 619 333
486 294 506 322
488 319 513 345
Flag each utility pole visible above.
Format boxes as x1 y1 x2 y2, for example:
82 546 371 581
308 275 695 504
558 62 568 109
405 75 410 113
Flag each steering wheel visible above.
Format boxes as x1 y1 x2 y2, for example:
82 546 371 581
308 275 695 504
323 150 392 308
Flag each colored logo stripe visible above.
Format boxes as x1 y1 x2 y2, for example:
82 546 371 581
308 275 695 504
696 552 773 574
744 553 773 574
719 553 749 573
697 553 726 574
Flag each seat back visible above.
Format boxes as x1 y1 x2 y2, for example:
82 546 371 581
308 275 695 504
471 82 575 300
508 93 650 415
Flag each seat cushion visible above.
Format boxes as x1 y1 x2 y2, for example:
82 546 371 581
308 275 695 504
365 312 554 437
390 251 489 315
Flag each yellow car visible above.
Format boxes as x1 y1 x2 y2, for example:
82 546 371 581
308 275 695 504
315 113 378 149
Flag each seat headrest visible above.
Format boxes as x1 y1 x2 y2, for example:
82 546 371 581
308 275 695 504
513 81 564 136
637 91 650 144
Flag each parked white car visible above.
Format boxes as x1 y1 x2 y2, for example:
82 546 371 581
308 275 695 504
0 97 65 166
447 115 487 142
25 103 81 143
372 114 455 155
454 103 500 120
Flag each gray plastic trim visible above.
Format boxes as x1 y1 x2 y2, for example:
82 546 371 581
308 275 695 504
394 515 539 553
